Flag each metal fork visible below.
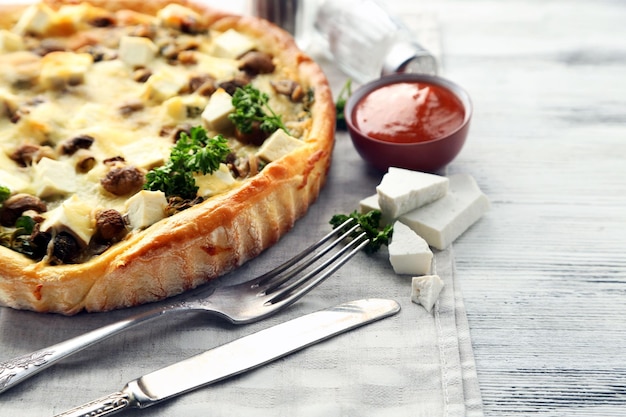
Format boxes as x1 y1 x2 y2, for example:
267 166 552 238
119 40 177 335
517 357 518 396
0 218 368 394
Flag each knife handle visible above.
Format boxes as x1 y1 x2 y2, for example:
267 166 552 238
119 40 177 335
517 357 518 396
53 391 132 417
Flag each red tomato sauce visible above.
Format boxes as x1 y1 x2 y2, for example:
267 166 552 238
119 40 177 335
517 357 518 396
353 81 465 144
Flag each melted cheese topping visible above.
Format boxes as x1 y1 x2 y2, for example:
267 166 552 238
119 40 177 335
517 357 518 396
0 2 309 264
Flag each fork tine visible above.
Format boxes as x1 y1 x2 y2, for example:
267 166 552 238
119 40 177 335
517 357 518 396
264 231 370 307
260 222 362 291
253 218 358 287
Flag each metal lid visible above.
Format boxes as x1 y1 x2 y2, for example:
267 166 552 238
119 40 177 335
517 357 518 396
381 41 438 77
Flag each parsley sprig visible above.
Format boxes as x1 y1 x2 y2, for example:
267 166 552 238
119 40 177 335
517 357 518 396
330 209 393 254
144 126 231 199
335 79 353 130
0 185 10 204
229 84 288 134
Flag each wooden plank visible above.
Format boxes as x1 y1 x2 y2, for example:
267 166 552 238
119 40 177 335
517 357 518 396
387 0 626 414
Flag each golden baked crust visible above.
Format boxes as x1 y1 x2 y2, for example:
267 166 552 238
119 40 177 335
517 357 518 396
0 0 335 314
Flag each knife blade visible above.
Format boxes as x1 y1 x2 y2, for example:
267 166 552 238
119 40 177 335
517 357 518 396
54 298 400 417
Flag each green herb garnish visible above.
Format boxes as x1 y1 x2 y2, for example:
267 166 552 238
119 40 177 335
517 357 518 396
335 79 353 130
14 216 35 234
330 209 393 254
0 187 39 258
229 84 288 134
0 185 10 204
144 126 231 199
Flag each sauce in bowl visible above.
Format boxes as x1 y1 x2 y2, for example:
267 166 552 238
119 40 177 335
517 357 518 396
352 81 465 144
345 74 472 172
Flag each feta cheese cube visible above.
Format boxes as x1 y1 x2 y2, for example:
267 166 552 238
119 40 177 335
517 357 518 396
118 36 158 68
12 3 56 35
193 53 239 80
194 164 237 197
376 167 449 219
256 129 304 162
41 195 95 245
212 29 255 59
359 194 379 213
142 68 188 103
124 190 167 230
0 168 29 193
39 51 93 89
120 140 165 170
55 4 89 21
0 51 41 88
388 221 433 275
359 194 393 227
0 30 24 52
399 174 490 250
0 88 19 119
157 4 203 31
162 96 186 120
53 4 93 32
163 95 208 121
411 275 444 312
201 88 234 131
32 157 78 198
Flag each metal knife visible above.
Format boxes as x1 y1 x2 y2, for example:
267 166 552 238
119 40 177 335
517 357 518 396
53 298 400 417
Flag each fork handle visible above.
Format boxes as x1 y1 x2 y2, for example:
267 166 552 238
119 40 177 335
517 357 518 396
0 305 174 394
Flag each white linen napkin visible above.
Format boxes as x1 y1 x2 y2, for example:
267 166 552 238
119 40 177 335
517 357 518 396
0 6 483 416
0 123 485 417
0 226 482 417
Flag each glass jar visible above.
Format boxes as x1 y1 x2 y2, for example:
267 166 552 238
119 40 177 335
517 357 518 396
314 0 438 83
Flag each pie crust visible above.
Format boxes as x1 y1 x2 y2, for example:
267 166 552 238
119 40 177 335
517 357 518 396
0 0 335 314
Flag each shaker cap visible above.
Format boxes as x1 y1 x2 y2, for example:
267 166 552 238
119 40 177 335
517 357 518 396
381 41 438 77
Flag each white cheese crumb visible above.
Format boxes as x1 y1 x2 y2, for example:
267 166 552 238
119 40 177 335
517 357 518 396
12 3 55 35
0 168 29 193
40 195 95 245
54 4 93 31
39 52 93 90
400 174 490 250
32 157 78 198
120 140 165 170
388 221 433 275
163 95 208 121
359 194 393 226
411 275 444 312
256 129 304 162
201 88 234 131
376 167 449 219
0 88 19 119
359 194 379 213
157 4 202 31
142 68 188 103
0 30 24 52
212 29 256 59
193 53 240 80
118 36 158 68
194 164 236 197
124 190 168 230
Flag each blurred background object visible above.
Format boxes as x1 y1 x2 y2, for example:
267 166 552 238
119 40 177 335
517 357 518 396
250 0 438 83
314 0 438 82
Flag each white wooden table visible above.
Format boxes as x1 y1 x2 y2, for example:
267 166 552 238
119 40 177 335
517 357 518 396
386 0 626 415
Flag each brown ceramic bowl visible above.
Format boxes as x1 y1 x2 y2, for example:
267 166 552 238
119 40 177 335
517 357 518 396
345 73 472 172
